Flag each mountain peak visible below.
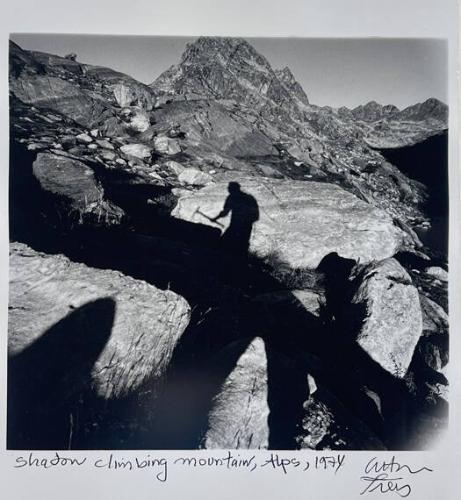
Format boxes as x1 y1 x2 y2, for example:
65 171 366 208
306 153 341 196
398 97 448 123
180 36 270 70
423 97 446 107
274 66 309 105
151 36 310 113
350 101 400 121
276 66 296 81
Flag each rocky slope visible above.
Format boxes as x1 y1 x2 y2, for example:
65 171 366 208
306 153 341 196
8 37 448 450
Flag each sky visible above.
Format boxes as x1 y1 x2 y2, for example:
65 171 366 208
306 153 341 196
10 34 447 109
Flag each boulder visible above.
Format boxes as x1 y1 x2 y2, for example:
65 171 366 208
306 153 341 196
153 135 181 155
164 160 186 176
33 152 101 210
425 266 448 282
112 82 153 110
8 242 190 399
120 143 152 159
297 384 386 450
351 258 423 377
203 336 311 449
99 116 126 137
32 152 124 224
417 297 448 371
26 142 45 151
172 178 406 269
417 336 447 372
420 295 448 335
178 168 213 186
127 110 150 133
96 139 114 150
100 150 117 161
113 83 133 108
203 337 269 449
60 135 77 150
76 133 93 144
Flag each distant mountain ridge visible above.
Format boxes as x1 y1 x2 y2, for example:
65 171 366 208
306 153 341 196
346 98 447 123
152 36 447 125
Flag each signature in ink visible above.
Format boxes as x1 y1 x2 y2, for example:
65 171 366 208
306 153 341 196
360 457 433 497
360 473 412 497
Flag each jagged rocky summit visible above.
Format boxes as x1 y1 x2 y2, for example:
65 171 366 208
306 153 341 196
8 36 448 451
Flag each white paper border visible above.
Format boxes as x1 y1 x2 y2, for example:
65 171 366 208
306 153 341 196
1 1 459 498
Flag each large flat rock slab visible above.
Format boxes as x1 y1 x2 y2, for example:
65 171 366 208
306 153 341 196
10 74 107 128
172 178 405 269
8 242 190 400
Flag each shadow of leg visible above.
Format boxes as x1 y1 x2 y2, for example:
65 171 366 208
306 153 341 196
265 342 309 449
8 298 115 449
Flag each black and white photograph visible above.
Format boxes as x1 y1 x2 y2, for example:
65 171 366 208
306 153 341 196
7 33 449 452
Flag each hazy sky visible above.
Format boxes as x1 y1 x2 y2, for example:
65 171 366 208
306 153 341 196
10 34 447 109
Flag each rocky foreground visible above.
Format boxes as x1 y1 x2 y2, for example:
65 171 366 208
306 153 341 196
8 37 448 450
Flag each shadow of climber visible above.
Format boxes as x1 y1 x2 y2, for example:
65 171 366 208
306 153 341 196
211 182 259 257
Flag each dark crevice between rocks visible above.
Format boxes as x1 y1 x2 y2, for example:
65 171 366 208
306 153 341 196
377 131 448 261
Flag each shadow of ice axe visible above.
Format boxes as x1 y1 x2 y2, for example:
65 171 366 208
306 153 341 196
193 207 224 228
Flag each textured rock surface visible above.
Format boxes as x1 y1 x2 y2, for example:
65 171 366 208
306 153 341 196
351 101 399 122
10 73 108 128
203 337 269 449
178 168 213 186
275 66 310 105
152 37 308 118
364 120 447 149
120 143 152 159
172 178 406 268
105 78 153 111
297 384 386 450
420 295 449 336
32 152 124 225
126 110 150 133
425 266 448 282
351 258 423 377
76 133 93 144
153 135 181 155
33 152 101 207
8 242 191 399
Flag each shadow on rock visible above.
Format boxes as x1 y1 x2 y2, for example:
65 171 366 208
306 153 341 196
8 298 115 449
9 167 445 450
